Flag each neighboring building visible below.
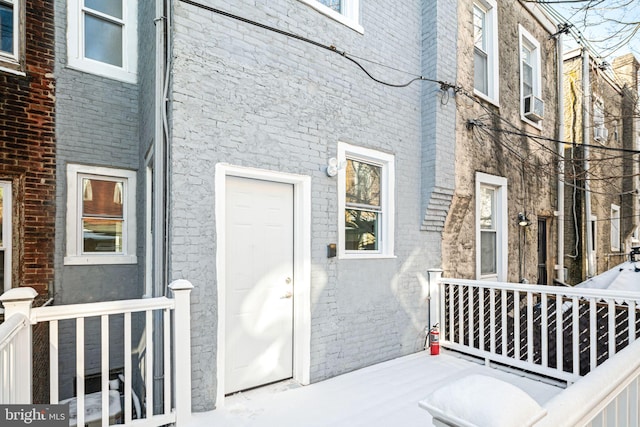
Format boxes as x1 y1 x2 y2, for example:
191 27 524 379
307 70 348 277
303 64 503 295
562 50 640 284
0 0 56 404
443 0 560 285
0 0 56 301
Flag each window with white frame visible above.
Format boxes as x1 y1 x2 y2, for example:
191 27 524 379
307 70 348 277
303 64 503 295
519 26 542 124
0 0 24 73
298 0 362 33
473 0 498 103
67 0 137 83
0 181 12 292
611 204 620 251
476 173 507 281
65 164 137 265
338 142 394 258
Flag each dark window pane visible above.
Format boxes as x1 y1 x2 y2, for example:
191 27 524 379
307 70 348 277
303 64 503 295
82 178 123 218
0 4 14 54
85 0 123 19
0 250 4 286
83 218 123 253
345 209 378 251
0 186 4 246
345 159 381 207
85 14 123 66
474 48 488 95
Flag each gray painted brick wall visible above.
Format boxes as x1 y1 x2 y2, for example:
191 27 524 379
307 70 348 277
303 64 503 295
169 0 455 410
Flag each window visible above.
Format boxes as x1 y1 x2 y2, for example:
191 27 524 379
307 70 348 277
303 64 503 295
0 0 24 73
67 0 137 83
611 204 620 252
473 0 498 103
476 173 507 281
0 181 11 292
65 164 137 265
298 0 362 33
519 26 542 125
338 142 394 258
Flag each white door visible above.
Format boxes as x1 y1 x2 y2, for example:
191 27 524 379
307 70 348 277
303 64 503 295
225 176 294 394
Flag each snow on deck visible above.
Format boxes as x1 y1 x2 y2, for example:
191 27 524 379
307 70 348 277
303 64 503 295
187 350 563 427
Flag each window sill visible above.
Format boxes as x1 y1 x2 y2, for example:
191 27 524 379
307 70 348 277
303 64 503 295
521 115 543 130
64 255 138 266
0 59 25 76
298 0 364 34
473 89 499 108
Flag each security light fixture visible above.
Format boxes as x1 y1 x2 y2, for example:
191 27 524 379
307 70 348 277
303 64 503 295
518 212 530 227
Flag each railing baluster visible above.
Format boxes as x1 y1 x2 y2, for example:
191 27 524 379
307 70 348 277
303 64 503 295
609 300 616 358
146 309 154 417
124 312 132 424
557 293 563 373
501 289 507 356
76 317 85 427
541 292 548 368
514 290 520 360
458 285 464 344
448 284 454 343
490 288 496 355
572 296 579 376
479 286 485 352
590 298 597 372
164 308 171 415
527 291 533 363
468 285 474 348
101 315 109 427
50 320 59 404
629 300 636 344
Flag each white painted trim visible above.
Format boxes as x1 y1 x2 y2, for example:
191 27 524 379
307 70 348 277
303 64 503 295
144 159 153 298
473 0 499 104
519 25 543 128
66 0 138 83
611 204 621 252
475 172 508 281
215 164 311 408
337 142 395 259
297 0 363 34
0 181 12 293
64 164 137 265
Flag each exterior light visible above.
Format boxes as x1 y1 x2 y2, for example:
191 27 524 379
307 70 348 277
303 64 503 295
518 212 530 227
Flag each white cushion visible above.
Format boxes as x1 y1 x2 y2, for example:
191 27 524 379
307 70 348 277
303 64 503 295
419 374 547 427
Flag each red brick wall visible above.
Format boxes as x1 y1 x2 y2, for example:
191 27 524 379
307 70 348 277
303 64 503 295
0 0 56 296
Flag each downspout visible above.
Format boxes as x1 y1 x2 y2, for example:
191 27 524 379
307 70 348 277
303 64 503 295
154 0 166 298
556 31 565 283
582 48 595 278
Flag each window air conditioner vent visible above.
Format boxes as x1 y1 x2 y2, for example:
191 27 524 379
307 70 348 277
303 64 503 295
594 126 609 142
523 95 544 122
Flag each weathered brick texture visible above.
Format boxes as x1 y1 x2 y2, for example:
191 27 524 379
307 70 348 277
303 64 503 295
0 0 56 295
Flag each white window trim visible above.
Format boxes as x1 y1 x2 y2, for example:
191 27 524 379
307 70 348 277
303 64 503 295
0 181 12 293
519 25 542 128
67 0 138 83
298 0 363 34
65 164 137 265
475 172 507 281
0 0 25 74
473 0 499 106
611 204 621 252
338 142 395 259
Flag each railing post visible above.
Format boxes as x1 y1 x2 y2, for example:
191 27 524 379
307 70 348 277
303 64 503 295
0 287 38 404
428 269 443 332
169 279 193 425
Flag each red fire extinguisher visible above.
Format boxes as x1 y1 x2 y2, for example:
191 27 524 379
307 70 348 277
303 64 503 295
430 324 440 355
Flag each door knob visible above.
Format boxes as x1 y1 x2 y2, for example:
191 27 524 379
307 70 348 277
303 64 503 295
281 291 293 299
285 277 292 284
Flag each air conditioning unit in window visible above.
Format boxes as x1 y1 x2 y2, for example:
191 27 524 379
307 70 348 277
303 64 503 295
594 126 609 142
523 95 544 122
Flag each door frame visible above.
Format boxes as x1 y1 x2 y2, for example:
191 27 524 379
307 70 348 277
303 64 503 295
214 164 311 407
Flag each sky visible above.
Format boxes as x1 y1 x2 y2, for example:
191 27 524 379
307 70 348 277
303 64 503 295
544 0 640 62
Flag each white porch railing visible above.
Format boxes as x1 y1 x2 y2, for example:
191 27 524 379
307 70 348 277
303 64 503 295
0 280 193 427
428 270 640 383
